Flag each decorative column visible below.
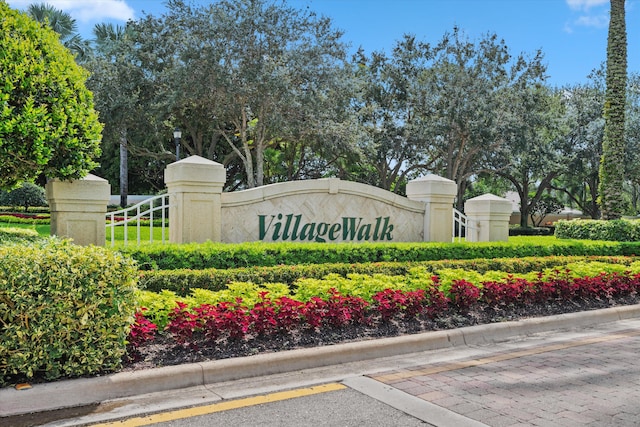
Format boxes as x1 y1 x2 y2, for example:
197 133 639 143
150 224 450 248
464 194 513 242
164 155 226 244
406 175 457 242
45 174 110 246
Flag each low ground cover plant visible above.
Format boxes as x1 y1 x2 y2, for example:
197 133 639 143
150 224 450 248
0 212 50 224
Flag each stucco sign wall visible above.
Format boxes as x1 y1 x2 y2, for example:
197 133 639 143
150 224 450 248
164 156 460 244
220 178 426 243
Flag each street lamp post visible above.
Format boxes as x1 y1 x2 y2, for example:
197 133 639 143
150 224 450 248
173 127 182 161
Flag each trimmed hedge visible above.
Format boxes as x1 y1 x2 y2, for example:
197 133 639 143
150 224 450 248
0 238 138 385
138 255 638 295
0 227 43 244
509 226 554 236
555 219 640 241
121 239 640 271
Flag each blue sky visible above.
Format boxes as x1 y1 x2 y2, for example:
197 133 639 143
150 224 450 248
6 0 639 87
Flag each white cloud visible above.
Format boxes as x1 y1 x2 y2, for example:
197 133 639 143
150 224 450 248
6 0 135 23
564 0 610 33
566 0 609 11
574 14 609 28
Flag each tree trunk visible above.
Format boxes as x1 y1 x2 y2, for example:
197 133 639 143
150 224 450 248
519 189 529 228
119 128 128 208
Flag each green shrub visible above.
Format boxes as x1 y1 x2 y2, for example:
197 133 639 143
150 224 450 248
0 227 43 244
0 3 102 189
0 238 138 385
122 238 640 271
509 226 554 236
0 206 49 214
137 255 639 295
555 219 640 241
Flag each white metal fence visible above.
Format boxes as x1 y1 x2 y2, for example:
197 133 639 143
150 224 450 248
106 194 170 246
452 208 476 242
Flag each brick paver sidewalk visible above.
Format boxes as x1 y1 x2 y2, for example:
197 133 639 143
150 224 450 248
371 329 640 427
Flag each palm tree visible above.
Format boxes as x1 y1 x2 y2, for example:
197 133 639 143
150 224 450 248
90 22 135 208
598 0 627 219
92 22 130 53
26 3 92 60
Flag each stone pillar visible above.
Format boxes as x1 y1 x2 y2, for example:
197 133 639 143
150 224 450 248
164 155 226 244
464 194 513 242
406 175 457 242
45 174 110 246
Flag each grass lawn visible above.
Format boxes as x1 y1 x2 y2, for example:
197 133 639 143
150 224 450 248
106 224 170 247
0 220 168 246
1 218 564 248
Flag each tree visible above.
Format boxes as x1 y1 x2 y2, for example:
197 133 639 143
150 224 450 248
85 23 138 207
623 73 640 214
141 0 354 188
417 28 547 209
551 68 606 219
493 84 567 228
529 193 564 227
26 2 91 60
1 182 47 211
350 38 436 192
598 0 627 219
0 3 102 189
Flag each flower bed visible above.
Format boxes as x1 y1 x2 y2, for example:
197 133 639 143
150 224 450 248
128 266 640 357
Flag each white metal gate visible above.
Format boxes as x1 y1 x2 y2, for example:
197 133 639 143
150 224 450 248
106 194 170 246
452 208 476 242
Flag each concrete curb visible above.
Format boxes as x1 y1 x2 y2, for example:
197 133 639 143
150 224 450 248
2 304 640 417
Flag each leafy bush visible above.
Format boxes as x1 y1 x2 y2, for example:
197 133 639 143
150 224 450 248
0 206 49 214
509 226 554 236
0 227 43 244
0 3 102 189
555 219 640 241
0 212 50 225
0 238 138 385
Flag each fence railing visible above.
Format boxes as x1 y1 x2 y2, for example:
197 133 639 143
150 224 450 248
106 194 170 247
452 208 476 242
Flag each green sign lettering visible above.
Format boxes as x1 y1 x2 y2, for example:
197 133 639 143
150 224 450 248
258 213 394 242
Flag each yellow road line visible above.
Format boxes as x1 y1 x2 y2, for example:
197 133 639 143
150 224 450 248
374 329 640 382
91 383 346 427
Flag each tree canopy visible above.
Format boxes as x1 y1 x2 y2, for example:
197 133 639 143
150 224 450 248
0 3 102 189
24 0 640 221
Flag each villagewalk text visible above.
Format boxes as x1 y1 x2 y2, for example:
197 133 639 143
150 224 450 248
258 213 394 242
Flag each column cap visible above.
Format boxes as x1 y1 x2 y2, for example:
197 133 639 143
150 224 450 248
165 155 226 189
406 174 457 201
